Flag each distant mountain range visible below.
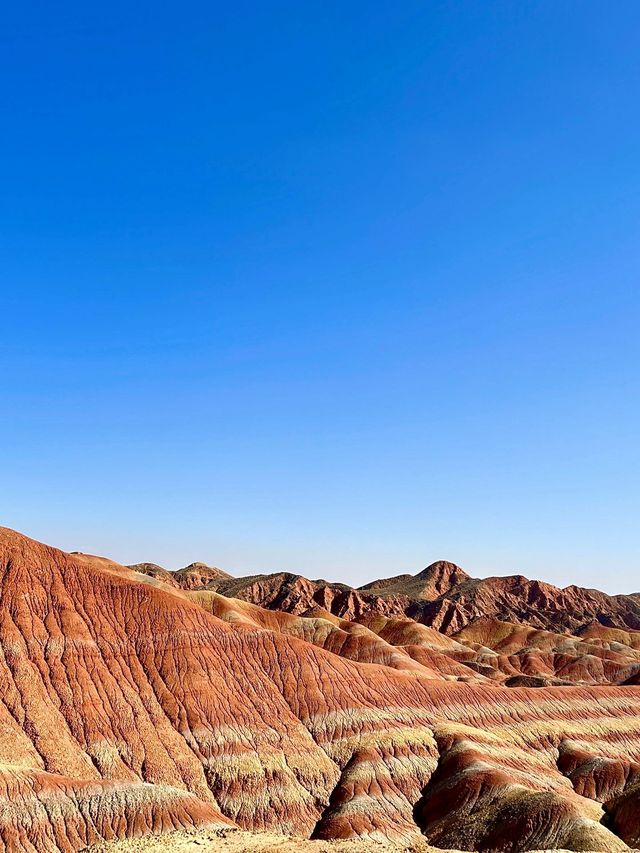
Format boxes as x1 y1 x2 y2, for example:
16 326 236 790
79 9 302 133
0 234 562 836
123 557 640 688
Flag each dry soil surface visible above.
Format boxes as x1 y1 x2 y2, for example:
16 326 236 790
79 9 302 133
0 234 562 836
90 827 443 852
90 829 591 853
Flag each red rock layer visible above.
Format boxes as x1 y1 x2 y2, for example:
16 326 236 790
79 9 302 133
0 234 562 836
183 560 640 637
172 562 232 590
2 527 640 853
186 593 640 688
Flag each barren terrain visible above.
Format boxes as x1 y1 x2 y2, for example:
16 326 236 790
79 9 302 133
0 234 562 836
1 527 640 853
92 827 438 852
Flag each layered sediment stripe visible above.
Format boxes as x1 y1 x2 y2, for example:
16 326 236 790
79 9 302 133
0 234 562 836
0 768 233 853
2 528 640 852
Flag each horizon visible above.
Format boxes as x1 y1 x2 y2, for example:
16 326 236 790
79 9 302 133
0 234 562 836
2 2 639 595
4 522 638 597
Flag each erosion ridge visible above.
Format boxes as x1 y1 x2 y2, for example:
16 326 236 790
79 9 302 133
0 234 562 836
1 526 640 853
134 556 640 636
129 556 640 687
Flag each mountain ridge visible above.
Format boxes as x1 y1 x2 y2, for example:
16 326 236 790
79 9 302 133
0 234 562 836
127 556 640 635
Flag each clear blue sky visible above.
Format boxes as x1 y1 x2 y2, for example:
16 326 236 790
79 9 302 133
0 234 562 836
1 1 639 591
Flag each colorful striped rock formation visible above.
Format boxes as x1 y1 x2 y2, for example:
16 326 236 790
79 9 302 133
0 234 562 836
1 526 640 853
179 560 640 635
136 558 640 688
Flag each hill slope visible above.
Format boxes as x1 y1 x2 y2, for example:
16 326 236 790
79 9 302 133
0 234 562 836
169 559 640 635
2 528 640 852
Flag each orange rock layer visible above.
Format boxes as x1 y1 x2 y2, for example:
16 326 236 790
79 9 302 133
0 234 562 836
1 528 640 853
192 560 640 636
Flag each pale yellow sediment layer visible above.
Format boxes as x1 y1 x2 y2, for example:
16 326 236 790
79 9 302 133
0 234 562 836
91 827 615 853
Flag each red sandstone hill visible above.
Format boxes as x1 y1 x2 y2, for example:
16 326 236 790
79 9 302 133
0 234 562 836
182 593 640 687
129 556 640 687
127 561 231 590
166 559 640 636
3 526 640 853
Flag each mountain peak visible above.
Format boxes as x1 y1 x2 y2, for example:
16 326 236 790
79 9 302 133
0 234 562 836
414 560 470 592
174 562 232 589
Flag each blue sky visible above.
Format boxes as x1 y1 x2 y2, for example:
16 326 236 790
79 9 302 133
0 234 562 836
1 1 639 591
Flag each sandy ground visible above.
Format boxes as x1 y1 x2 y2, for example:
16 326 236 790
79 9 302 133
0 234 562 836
90 827 441 852
90 828 602 853
90 828 594 853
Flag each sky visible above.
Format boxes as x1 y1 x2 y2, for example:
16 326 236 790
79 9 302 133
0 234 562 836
1 1 639 592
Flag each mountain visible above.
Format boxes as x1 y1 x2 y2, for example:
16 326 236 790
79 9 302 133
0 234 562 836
182 592 640 687
127 562 181 588
173 562 232 589
360 559 471 598
163 559 640 635
127 561 231 590
2 526 640 853
126 555 640 686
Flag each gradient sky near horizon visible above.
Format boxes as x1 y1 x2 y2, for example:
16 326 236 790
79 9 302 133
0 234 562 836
1 2 639 592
